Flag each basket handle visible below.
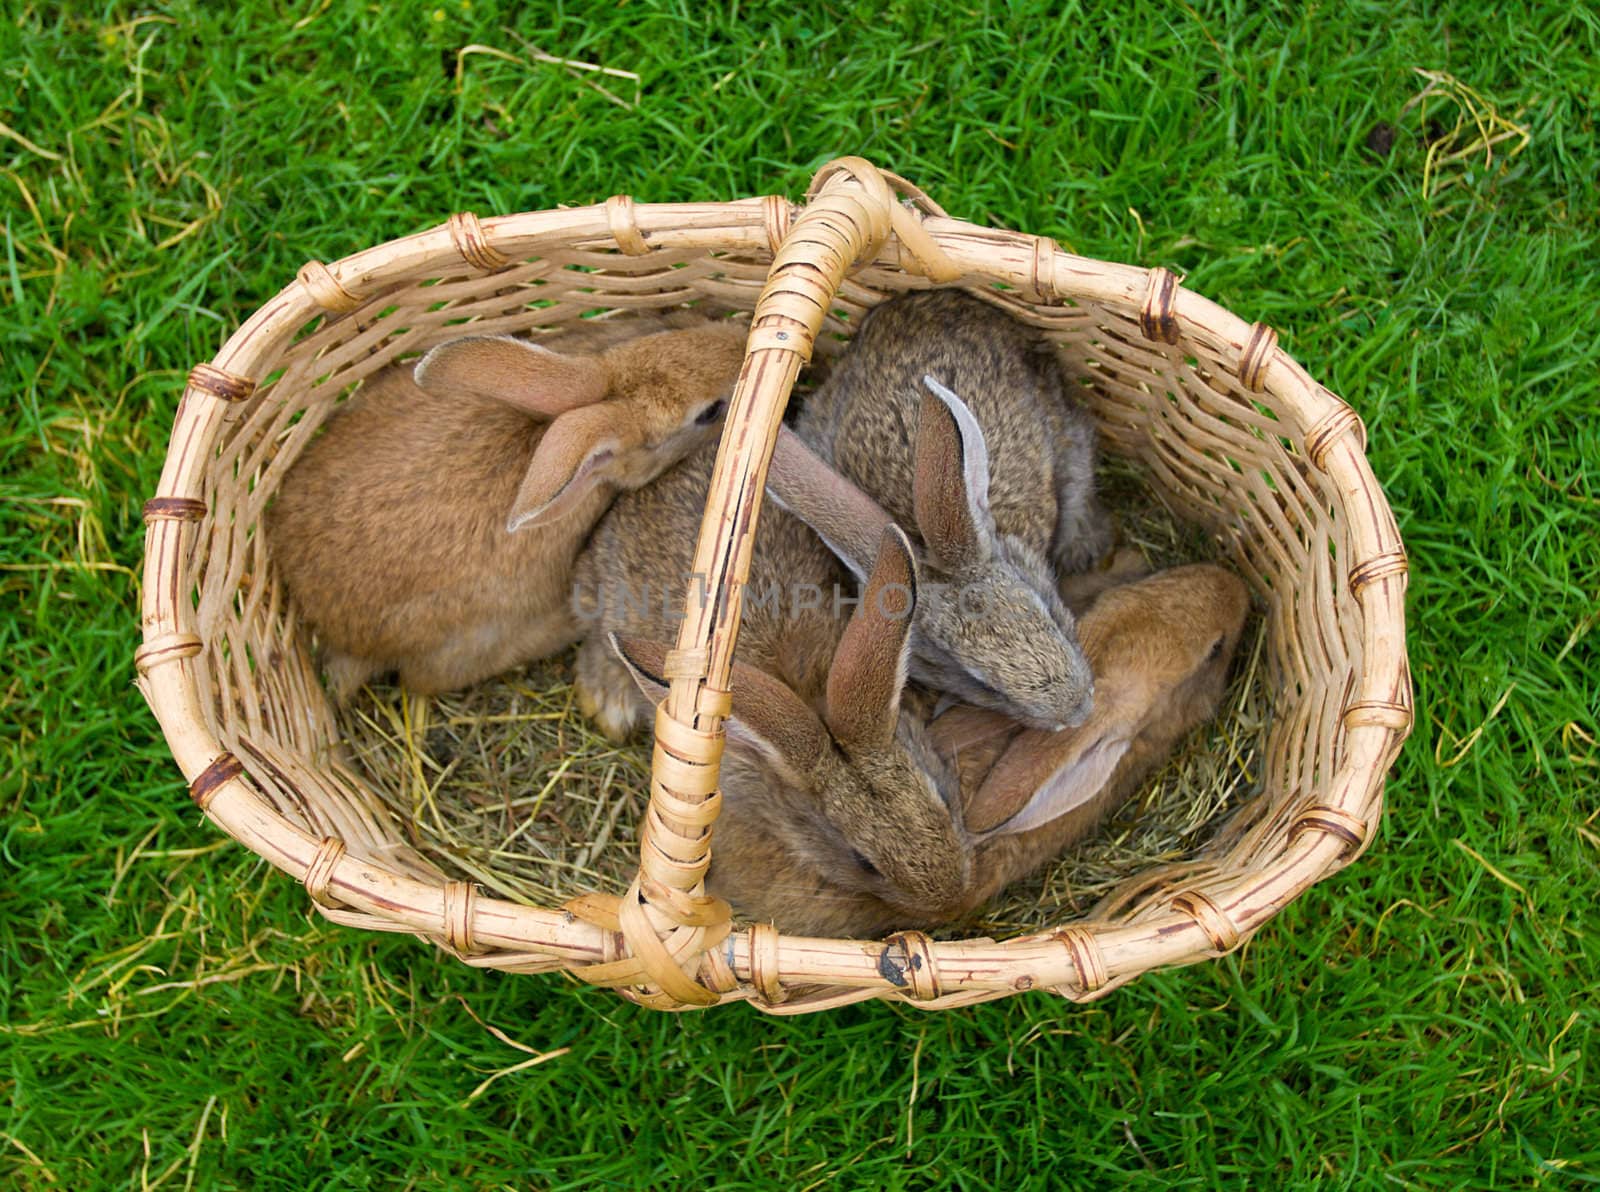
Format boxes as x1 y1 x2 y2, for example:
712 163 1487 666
602 158 961 1006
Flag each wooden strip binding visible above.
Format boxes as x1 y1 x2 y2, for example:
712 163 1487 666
882 931 943 1001
1140 267 1181 344
442 881 479 953
1342 700 1413 733
695 935 741 998
653 703 724 764
1171 889 1242 952
303 837 348 907
887 201 963 282
1052 926 1108 993
1348 549 1409 597
615 880 722 1006
605 194 650 256
141 497 207 523
296 259 363 313
697 685 733 720
446 210 511 272
873 165 949 217
134 632 203 674
1030 235 1062 304
743 324 812 358
762 195 793 255
1239 322 1279 392
640 876 729 928
1290 805 1369 854
646 770 723 824
187 363 256 403
747 922 787 1005
1304 401 1367 471
188 752 244 809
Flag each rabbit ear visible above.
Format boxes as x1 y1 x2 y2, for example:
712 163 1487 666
823 525 919 754
913 375 994 572
608 634 827 781
508 404 634 531
968 724 1132 839
413 335 610 417
764 427 893 583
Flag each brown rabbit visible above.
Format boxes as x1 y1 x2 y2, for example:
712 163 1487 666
571 448 973 937
266 311 747 698
768 288 1115 732
930 563 1251 912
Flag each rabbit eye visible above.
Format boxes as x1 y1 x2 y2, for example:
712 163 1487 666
693 399 726 426
850 848 880 878
1207 635 1226 660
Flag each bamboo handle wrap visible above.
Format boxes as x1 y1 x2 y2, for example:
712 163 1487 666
600 158 957 1007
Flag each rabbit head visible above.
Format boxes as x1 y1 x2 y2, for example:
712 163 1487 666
608 527 972 937
767 377 1095 731
413 320 747 531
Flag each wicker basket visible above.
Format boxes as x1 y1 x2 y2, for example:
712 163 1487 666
137 157 1411 1013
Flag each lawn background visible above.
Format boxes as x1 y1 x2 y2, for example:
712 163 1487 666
3 2 1596 1187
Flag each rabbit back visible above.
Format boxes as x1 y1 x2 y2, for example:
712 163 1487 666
268 371 590 695
571 447 853 737
798 288 1071 553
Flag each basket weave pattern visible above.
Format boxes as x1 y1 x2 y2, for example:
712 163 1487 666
138 158 1410 1013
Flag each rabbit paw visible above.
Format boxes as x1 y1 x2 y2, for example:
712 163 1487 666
578 679 642 742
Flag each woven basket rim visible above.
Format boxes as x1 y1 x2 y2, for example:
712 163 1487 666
137 157 1412 1014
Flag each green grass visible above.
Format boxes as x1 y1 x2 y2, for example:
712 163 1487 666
3 0 1597 1186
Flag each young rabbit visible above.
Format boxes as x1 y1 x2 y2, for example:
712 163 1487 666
571 448 972 937
266 311 747 698
930 563 1251 912
767 287 1115 731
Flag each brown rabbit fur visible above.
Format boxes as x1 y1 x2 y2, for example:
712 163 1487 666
933 563 1251 913
771 287 1115 731
266 311 746 698
572 449 973 937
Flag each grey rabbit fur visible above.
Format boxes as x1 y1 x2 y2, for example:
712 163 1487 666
266 310 747 699
571 447 974 938
766 287 1115 732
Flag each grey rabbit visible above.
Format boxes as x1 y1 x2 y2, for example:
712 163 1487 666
571 448 973 937
766 287 1115 732
266 311 747 698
